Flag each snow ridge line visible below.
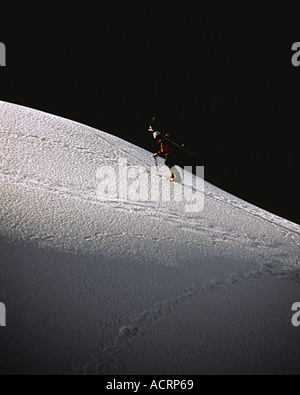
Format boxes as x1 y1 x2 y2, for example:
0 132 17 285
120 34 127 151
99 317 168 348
1 106 299 236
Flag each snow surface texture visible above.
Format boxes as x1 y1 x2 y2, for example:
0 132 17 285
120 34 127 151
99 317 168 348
0 101 300 375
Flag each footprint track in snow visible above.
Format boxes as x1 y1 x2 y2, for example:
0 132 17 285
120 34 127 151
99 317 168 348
1 170 297 266
75 263 295 375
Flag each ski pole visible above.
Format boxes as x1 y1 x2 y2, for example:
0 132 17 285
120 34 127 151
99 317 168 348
154 156 159 172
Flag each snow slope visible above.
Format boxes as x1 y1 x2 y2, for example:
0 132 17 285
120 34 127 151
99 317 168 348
0 101 299 375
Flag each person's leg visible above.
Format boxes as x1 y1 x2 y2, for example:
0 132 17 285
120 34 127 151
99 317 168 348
165 155 176 180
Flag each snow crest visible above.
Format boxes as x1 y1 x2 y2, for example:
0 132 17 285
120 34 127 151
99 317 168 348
0 101 299 375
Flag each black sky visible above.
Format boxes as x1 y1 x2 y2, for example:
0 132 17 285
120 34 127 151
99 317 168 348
1 3 299 223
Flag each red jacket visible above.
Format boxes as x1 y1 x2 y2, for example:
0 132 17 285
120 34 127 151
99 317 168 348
156 139 175 157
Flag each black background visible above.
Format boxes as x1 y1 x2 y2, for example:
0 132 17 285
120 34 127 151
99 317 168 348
1 3 299 223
